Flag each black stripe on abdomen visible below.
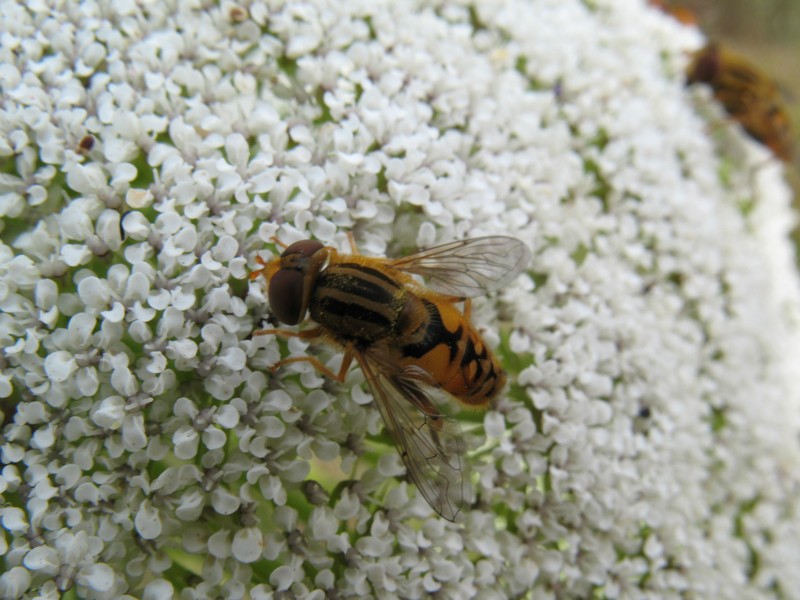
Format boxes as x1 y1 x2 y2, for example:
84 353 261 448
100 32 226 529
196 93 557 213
400 300 462 362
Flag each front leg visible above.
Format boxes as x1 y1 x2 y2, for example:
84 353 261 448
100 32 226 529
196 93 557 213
252 326 326 340
267 351 354 382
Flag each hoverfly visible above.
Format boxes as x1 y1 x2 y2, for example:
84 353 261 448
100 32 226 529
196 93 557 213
250 234 531 521
687 43 794 162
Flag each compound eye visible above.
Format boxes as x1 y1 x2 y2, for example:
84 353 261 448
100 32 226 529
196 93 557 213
282 239 324 258
268 269 306 325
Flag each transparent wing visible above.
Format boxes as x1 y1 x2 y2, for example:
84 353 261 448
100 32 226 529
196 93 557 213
389 236 531 297
355 350 470 522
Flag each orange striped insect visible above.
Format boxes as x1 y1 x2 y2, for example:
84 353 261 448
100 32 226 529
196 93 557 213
687 43 794 162
250 234 531 520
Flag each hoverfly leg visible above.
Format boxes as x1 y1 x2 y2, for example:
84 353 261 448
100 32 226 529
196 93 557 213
269 350 354 382
252 326 325 339
346 231 359 254
270 236 289 249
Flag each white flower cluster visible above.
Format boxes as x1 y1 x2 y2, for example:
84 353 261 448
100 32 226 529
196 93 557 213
2 0 800 597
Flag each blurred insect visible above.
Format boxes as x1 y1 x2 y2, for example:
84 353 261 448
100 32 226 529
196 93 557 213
686 42 794 162
250 234 531 521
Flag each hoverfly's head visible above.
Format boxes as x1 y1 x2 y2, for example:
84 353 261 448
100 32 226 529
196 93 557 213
687 43 720 85
252 239 326 325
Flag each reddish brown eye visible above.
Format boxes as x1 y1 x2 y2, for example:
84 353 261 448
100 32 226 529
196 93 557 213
268 269 306 325
282 239 323 258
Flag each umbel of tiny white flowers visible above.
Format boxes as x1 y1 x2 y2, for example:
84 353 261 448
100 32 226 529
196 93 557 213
2 0 800 599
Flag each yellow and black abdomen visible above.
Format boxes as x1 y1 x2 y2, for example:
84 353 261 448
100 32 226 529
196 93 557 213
309 262 410 344
399 298 506 409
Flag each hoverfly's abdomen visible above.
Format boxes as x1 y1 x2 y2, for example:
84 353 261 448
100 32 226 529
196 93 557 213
400 299 505 408
310 262 412 344
457 329 507 405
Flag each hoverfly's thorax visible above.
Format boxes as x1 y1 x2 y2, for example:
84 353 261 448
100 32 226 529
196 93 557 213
309 262 410 344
